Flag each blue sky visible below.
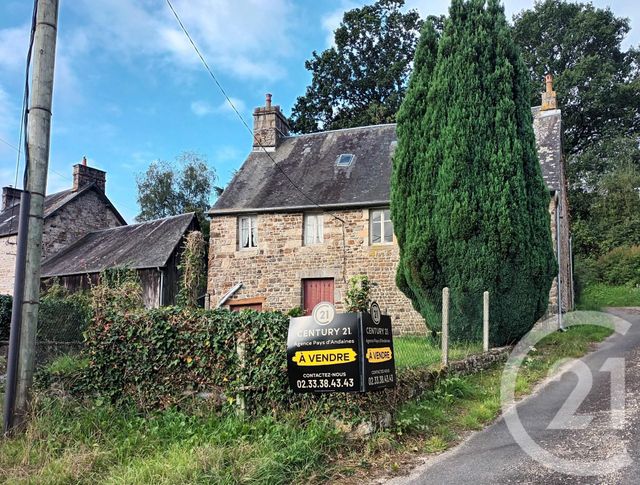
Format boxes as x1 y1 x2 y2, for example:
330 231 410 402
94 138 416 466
0 0 638 222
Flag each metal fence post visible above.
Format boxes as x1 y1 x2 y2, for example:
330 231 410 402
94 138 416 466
442 287 449 367
483 291 489 352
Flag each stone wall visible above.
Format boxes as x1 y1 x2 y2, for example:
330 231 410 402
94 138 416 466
0 235 17 295
208 209 427 335
547 186 573 315
0 188 123 295
41 189 123 259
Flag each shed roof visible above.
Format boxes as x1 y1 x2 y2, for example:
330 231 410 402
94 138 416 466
211 108 563 215
0 184 126 237
41 212 196 277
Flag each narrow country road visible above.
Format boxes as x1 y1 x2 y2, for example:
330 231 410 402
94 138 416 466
391 308 640 485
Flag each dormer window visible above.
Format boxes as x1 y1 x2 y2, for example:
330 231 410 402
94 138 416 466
336 153 355 167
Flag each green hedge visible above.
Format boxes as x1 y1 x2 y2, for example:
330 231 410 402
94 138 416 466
0 289 92 343
597 246 640 287
0 294 11 340
82 306 292 412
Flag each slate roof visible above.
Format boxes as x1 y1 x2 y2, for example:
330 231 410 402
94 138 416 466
41 213 196 277
0 184 126 237
211 124 397 214
211 109 563 215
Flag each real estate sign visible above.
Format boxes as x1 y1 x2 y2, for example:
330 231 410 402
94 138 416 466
287 302 396 393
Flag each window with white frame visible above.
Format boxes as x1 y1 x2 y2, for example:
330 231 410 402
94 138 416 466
304 213 324 245
238 215 258 249
370 209 393 244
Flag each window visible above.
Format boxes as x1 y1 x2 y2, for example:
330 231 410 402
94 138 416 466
304 213 324 245
370 209 393 244
238 215 258 249
336 153 355 167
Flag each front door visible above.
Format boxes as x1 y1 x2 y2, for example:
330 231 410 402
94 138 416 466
303 278 334 315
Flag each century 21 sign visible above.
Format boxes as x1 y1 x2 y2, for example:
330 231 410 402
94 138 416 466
287 302 396 393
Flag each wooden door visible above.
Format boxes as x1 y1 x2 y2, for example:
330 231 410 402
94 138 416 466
303 278 334 315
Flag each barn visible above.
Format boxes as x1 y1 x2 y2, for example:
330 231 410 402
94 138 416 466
40 212 199 307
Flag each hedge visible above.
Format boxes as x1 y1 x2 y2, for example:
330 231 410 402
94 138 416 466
0 289 92 343
82 306 292 412
0 294 11 340
596 246 640 287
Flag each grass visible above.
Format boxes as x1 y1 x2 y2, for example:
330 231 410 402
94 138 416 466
576 283 640 310
0 322 614 484
0 400 342 484
393 336 482 369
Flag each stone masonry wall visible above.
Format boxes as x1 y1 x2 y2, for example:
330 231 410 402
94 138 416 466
0 235 17 295
547 188 573 315
0 189 123 295
208 209 427 335
41 189 123 259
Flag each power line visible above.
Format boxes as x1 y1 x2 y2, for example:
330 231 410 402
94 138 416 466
164 0 346 226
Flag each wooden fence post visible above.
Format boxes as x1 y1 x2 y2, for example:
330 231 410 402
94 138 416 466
442 287 449 367
236 339 246 416
483 291 489 352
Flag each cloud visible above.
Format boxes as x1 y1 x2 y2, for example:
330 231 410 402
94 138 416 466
73 0 294 81
0 85 19 163
321 2 359 47
0 24 28 72
191 97 246 118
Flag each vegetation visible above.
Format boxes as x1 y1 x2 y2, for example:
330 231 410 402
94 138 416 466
1 285 92 343
82 305 291 412
0 293 11 340
391 0 556 345
136 152 217 237
177 231 207 307
344 274 376 313
290 0 425 133
576 284 640 311
0 322 612 484
393 337 481 370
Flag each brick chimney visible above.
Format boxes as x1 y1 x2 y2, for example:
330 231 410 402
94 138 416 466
73 156 106 192
541 73 557 111
2 186 23 210
253 93 290 150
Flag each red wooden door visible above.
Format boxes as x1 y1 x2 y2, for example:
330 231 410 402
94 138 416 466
303 278 334 315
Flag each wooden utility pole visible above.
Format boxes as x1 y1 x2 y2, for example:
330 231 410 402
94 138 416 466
13 0 59 429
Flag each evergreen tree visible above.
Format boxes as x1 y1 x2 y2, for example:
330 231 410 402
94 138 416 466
391 0 556 345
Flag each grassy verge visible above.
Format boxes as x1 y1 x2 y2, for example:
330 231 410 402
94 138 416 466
576 283 640 310
394 336 482 369
0 323 613 484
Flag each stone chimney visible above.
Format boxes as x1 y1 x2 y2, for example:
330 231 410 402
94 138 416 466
541 73 557 111
2 186 23 211
253 93 290 150
73 156 106 192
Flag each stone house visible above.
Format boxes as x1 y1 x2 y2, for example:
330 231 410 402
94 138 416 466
0 160 125 295
208 80 573 335
40 213 199 308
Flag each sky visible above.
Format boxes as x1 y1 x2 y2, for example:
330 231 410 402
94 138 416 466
0 0 638 222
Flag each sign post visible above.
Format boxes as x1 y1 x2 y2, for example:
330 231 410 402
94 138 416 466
287 302 396 393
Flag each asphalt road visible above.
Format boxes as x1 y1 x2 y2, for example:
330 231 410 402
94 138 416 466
392 308 640 485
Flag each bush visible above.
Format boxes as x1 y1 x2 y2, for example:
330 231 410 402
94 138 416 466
82 306 291 412
0 294 11 340
38 284 92 342
0 288 92 343
596 246 640 287
573 256 598 301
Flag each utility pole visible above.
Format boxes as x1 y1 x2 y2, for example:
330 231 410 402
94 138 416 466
5 0 59 432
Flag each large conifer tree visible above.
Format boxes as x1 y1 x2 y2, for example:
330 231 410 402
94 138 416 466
391 0 556 345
